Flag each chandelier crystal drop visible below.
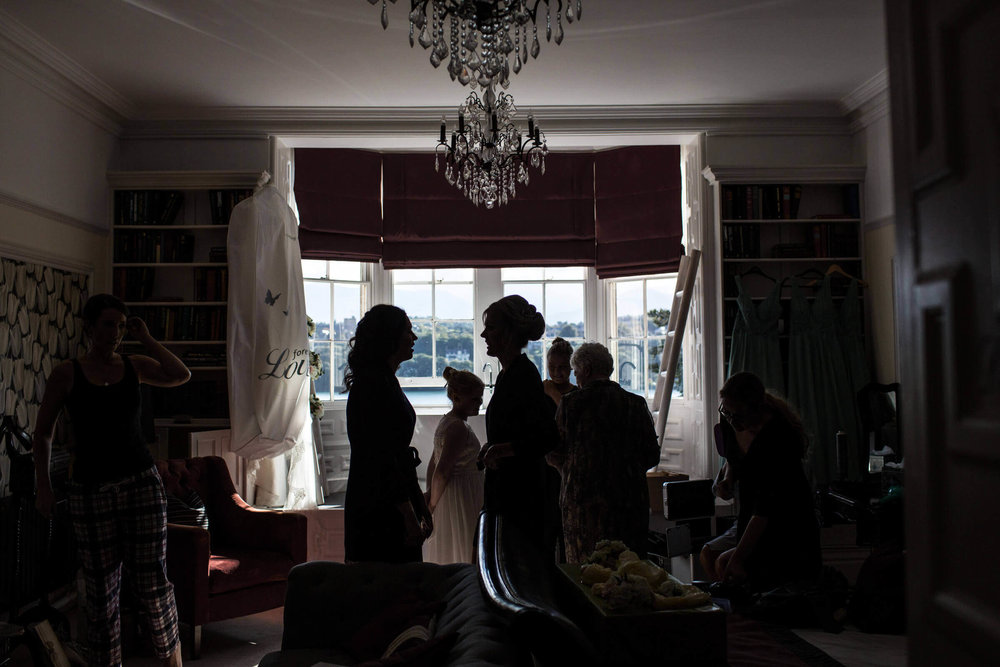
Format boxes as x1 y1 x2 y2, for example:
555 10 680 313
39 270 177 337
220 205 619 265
369 0 582 90
435 86 547 209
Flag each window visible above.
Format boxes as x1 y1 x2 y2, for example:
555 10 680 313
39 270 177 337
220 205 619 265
392 269 475 406
302 260 369 400
500 267 587 380
607 274 682 399
303 261 680 406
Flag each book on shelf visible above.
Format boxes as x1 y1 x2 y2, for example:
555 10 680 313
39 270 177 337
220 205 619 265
722 184 802 220
114 231 195 263
115 190 185 225
208 189 254 225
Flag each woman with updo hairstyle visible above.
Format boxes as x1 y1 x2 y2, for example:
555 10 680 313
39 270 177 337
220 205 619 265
713 371 821 590
343 304 433 563
542 336 576 407
478 295 560 556
423 367 485 564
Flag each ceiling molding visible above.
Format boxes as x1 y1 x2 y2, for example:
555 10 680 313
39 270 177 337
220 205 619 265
702 165 866 185
847 88 890 133
839 68 890 131
840 69 889 113
106 170 263 190
0 9 129 134
120 102 852 140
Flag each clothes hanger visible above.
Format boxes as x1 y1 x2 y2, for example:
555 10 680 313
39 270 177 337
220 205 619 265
823 263 867 287
738 265 776 282
794 267 825 285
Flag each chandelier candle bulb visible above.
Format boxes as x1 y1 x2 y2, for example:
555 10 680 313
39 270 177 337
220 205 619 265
440 120 446 143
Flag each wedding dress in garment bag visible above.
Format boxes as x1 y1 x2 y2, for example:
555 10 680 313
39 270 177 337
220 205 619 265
226 185 311 461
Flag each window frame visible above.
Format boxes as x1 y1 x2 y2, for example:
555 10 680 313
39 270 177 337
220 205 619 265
603 272 683 402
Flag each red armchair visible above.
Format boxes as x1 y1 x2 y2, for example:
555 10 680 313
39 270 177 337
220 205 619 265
155 456 308 658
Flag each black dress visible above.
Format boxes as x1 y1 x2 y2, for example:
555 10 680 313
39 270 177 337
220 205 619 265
484 353 559 554
731 417 821 589
344 367 424 563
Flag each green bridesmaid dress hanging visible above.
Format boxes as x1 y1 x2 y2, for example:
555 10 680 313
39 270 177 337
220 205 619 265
727 274 785 395
787 275 862 484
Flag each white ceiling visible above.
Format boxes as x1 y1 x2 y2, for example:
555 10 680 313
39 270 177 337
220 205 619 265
1 0 887 118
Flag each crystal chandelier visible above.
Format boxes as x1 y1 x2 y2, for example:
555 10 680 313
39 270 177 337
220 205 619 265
370 0 582 90
436 86 547 208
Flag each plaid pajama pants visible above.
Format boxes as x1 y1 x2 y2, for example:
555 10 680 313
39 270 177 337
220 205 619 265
68 466 179 667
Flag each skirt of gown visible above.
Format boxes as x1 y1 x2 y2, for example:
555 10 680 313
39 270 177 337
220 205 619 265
422 469 484 565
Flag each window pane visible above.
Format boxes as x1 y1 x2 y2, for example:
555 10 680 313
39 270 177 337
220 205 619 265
648 338 664 397
436 321 474 375
673 350 684 397
615 282 644 337
311 341 332 400
302 260 327 279
395 284 432 319
436 268 473 282
544 267 586 280
304 282 331 341
333 283 361 341
616 339 644 395
394 269 432 283
398 319 433 377
544 283 585 339
332 341 349 395
525 340 544 378
501 267 544 281
505 283 543 310
328 261 361 281
434 283 472 319
646 278 674 335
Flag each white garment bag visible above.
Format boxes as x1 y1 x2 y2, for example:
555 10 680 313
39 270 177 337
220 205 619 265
227 185 311 460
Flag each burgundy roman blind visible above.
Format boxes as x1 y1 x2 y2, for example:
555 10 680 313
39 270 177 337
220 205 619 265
293 148 383 261
380 152 595 269
594 145 683 278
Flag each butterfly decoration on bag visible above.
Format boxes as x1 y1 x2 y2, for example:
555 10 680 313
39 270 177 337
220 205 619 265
264 288 289 315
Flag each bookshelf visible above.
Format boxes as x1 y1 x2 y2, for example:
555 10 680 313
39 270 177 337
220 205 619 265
702 166 866 388
107 171 258 435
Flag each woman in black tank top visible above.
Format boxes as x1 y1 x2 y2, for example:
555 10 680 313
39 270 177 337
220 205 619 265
33 294 191 667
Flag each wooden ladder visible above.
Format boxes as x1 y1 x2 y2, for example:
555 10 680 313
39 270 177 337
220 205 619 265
651 248 701 446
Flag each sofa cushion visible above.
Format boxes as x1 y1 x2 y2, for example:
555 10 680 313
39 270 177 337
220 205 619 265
209 548 296 595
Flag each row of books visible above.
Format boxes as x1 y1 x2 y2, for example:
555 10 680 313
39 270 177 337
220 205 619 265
721 223 761 258
113 267 156 301
722 184 803 220
193 268 228 302
722 222 860 260
115 190 185 226
128 305 226 341
114 230 195 263
209 189 254 225
811 222 860 258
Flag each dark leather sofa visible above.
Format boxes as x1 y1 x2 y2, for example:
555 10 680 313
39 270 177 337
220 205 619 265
257 559 525 666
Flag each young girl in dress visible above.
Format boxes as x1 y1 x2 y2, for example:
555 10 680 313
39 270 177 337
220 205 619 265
423 367 486 564
542 337 576 407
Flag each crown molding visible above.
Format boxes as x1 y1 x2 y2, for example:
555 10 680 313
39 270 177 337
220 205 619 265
0 188 107 236
702 165 866 185
0 9 129 134
106 170 263 190
120 102 852 140
840 69 890 132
